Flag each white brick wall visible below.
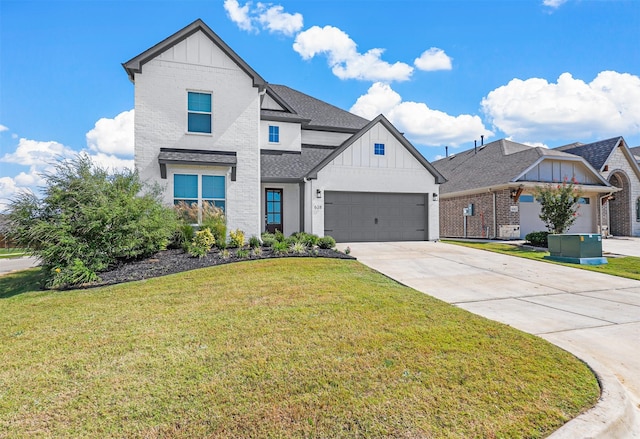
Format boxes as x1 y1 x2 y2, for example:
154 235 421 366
134 31 262 237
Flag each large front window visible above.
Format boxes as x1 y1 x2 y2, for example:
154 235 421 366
187 92 212 133
174 174 225 223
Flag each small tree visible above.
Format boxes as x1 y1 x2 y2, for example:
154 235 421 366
7 154 178 288
534 178 582 234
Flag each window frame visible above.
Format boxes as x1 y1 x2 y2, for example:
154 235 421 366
173 172 226 224
374 143 385 156
187 91 212 134
268 125 280 143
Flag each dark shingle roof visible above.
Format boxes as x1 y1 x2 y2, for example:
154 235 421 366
158 148 237 166
267 84 369 132
261 146 335 181
554 137 622 170
629 145 640 162
432 139 581 194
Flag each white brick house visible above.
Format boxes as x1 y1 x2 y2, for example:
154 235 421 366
123 19 444 242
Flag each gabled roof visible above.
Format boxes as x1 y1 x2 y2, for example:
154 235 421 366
432 139 601 195
305 114 446 183
631 145 640 162
555 137 622 171
266 84 369 132
122 19 266 88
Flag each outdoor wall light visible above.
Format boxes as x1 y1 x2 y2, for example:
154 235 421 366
432 193 438 201
510 189 518 199
316 189 322 198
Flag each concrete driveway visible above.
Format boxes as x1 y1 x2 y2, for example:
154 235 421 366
345 241 640 437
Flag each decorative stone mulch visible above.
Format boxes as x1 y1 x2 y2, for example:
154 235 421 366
85 247 355 289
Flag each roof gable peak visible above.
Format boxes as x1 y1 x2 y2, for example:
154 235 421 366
122 19 266 88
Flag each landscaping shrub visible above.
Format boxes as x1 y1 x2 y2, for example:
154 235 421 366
7 154 177 288
236 248 250 258
317 236 336 249
290 241 307 254
261 232 277 248
169 223 195 250
248 235 261 249
274 230 285 242
272 240 289 255
228 229 245 248
199 203 227 247
188 228 215 258
525 231 550 248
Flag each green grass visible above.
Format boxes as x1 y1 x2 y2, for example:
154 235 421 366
444 240 640 281
0 259 598 438
0 248 27 259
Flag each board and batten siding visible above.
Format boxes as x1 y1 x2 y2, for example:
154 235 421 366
520 159 600 184
134 29 262 237
307 121 440 240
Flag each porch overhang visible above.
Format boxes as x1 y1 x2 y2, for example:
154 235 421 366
158 148 237 181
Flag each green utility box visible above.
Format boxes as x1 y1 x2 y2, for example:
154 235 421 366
545 234 607 265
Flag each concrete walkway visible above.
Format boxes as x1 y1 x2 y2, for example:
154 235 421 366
0 256 39 276
344 241 640 438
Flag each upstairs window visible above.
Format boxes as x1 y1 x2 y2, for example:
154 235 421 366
187 92 212 133
374 143 385 156
269 125 280 143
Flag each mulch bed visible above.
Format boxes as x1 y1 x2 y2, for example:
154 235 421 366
89 247 355 288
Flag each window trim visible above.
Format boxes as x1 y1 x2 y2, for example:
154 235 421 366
374 143 385 156
187 90 212 135
268 125 280 143
173 172 226 224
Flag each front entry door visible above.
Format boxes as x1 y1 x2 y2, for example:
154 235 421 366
265 189 283 233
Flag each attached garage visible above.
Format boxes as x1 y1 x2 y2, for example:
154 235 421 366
324 191 428 242
519 194 596 237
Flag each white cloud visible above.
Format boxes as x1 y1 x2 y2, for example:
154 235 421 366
257 4 303 36
224 0 303 36
481 71 640 142
1 138 76 166
0 124 8 132
86 109 134 156
293 26 413 82
414 48 452 72
351 82 492 147
543 0 568 8
0 110 136 212
88 152 134 173
224 0 255 32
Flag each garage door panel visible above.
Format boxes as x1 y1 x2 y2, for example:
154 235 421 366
325 191 427 242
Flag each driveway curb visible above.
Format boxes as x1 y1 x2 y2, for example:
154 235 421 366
549 354 640 438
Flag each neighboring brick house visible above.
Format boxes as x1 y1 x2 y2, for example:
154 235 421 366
556 137 640 237
123 19 444 242
432 139 614 239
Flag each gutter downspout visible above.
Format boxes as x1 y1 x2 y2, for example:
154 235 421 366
492 191 497 239
599 191 614 238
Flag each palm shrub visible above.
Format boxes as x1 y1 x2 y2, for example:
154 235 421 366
7 154 177 288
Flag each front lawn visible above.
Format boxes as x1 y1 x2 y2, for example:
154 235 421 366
0 259 598 438
444 240 640 281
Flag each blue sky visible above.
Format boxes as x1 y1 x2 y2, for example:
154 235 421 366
1 0 639 209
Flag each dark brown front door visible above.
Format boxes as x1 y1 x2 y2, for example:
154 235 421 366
265 189 283 233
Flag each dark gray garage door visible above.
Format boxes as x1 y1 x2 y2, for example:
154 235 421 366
324 192 428 242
